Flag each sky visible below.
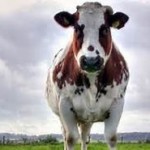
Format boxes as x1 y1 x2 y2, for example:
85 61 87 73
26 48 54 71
0 0 150 135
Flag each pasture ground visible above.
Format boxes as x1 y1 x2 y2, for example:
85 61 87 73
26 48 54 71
0 143 150 150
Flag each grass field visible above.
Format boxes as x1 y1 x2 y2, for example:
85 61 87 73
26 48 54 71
0 143 150 150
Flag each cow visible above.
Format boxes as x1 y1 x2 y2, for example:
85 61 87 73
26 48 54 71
46 2 129 150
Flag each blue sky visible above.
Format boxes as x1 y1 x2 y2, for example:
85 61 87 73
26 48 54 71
0 0 150 135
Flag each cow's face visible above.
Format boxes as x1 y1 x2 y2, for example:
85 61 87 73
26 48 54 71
54 2 129 73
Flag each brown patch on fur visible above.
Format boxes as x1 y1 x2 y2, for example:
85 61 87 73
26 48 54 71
104 44 129 85
99 25 112 55
98 44 128 85
96 43 129 97
73 12 79 23
109 135 117 147
53 45 81 89
72 12 85 55
86 135 90 144
73 24 84 55
53 61 64 89
98 12 113 55
110 135 117 142
67 136 75 145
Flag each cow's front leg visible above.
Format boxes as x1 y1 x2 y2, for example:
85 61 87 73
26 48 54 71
61 126 67 150
80 123 92 150
59 97 79 150
104 98 124 150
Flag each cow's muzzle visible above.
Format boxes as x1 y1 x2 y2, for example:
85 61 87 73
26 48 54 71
80 56 104 72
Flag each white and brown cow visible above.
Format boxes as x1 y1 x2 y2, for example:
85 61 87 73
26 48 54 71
46 2 129 150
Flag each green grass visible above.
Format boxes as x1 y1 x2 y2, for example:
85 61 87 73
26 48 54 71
0 143 150 150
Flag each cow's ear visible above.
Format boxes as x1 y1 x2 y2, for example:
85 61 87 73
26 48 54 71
54 11 76 28
109 12 129 29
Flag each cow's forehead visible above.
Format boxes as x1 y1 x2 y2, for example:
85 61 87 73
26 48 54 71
77 3 106 27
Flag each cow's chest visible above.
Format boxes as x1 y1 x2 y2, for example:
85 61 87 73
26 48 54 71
71 84 121 123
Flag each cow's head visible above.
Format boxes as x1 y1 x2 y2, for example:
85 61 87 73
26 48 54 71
54 2 129 73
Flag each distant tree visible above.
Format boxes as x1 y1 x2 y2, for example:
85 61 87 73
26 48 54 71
6 139 11 145
22 137 28 144
2 136 5 144
40 135 58 144
138 140 142 144
145 139 150 143
120 135 123 143
97 140 103 144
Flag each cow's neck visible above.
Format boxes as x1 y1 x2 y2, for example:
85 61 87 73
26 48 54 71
86 73 97 85
53 43 128 90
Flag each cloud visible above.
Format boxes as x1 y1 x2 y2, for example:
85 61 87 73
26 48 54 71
0 0 37 15
0 58 47 113
0 8 52 65
0 59 55 135
120 110 150 133
111 1 150 51
124 50 150 111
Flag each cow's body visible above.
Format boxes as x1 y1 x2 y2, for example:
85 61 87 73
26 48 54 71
46 2 129 150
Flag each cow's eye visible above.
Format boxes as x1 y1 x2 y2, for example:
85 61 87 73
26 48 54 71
99 25 109 37
74 24 84 39
102 27 109 36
